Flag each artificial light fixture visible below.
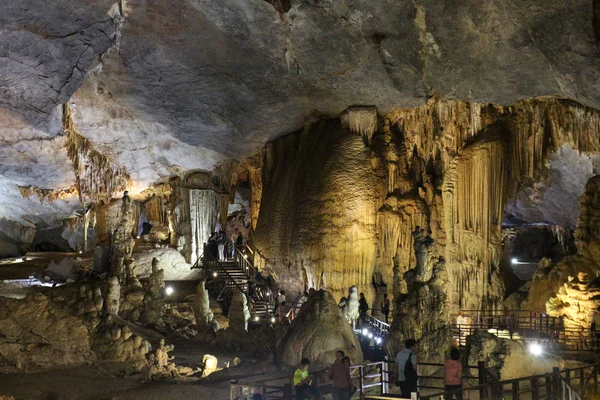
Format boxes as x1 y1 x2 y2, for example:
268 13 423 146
165 286 174 296
511 258 518 264
213 272 218 277
243 254 247 259
375 337 382 344
137 235 141 239
271 317 276 323
78 251 82 254
362 328 369 336
528 343 542 356
254 316 260 321
368 333 373 339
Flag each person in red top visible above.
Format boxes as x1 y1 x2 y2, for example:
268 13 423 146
444 348 463 400
328 350 352 400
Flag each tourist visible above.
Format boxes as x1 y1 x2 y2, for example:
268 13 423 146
381 293 391 323
235 228 244 247
208 232 218 259
277 290 286 323
294 291 308 319
359 292 368 325
294 358 317 400
217 231 227 261
394 339 418 398
329 350 352 400
444 348 463 400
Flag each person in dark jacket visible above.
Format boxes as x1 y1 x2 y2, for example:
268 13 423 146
359 292 369 325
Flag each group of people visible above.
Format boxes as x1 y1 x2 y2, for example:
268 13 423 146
207 228 244 262
273 290 309 324
292 339 464 400
357 292 391 324
293 350 354 400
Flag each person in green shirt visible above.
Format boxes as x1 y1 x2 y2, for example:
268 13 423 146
294 358 317 400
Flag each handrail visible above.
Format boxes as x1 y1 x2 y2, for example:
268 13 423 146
203 246 250 299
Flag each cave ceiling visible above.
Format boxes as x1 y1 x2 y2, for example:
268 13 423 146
1 0 600 227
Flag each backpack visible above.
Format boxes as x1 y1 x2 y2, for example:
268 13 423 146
404 352 418 382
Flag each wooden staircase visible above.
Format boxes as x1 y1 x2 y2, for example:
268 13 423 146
196 244 275 320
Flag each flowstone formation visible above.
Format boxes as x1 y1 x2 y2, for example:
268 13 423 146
275 289 362 370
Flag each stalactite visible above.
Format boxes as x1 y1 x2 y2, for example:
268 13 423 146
18 185 78 204
376 196 429 291
341 106 378 146
442 140 506 312
189 189 220 266
63 104 130 203
508 98 600 185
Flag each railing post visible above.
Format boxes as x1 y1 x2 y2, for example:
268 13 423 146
512 380 519 400
545 373 553 400
579 367 585 387
283 383 293 400
593 366 598 394
478 361 487 399
553 367 560 400
360 365 364 395
531 376 539 400
379 362 384 395
383 357 389 394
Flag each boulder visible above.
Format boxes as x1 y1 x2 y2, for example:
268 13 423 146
275 289 362 370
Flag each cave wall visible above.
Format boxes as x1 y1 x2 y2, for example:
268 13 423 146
254 118 386 299
253 97 600 360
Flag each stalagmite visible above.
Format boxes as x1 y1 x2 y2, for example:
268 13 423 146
193 280 217 332
106 276 121 315
110 191 136 283
148 258 165 299
345 286 359 322
228 290 250 332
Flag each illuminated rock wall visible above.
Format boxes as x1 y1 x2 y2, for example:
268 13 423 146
254 97 600 361
254 118 386 299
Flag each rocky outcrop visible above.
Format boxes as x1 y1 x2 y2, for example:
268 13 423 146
525 176 600 330
467 332 565 380
0 283 150 372
275 289 362 370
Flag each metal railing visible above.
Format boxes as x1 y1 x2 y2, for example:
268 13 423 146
232 360 600 400
419 363 600 400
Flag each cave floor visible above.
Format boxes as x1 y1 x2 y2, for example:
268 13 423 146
0 331 279 400
0 365 230 400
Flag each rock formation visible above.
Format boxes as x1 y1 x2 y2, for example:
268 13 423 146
467 332 565 381
275 289 362 370
193 280 217 332
106 276 121 315
344 286 360 323
524 176 600 332
228 290 250 333
110 192 136 283
148 258 165 299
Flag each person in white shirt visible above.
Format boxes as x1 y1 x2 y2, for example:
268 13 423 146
277 290 286 323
